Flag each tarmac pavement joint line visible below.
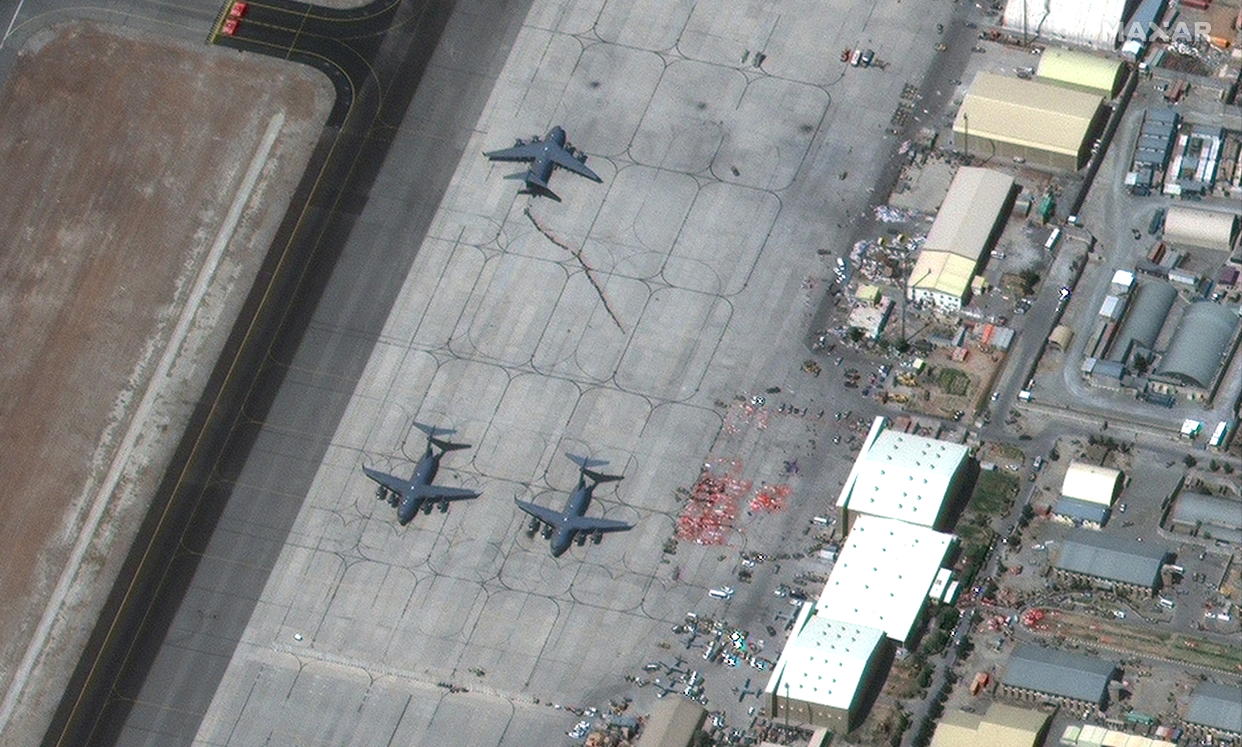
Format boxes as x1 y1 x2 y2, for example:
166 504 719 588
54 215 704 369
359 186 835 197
0 112 286 732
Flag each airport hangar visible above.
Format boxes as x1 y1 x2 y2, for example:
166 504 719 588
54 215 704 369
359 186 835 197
953 72 1107 171
765 418 967 733
906 166 1017 312
1036 48 1125 97
835 416 971 531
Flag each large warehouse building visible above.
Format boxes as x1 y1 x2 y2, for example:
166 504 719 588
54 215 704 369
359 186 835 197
1052 529 1170 596
836 416 971 531
953 73 1105 170
1163 206 1240 251
1001 0 1135 48
1108 281 1176 362
1168 492 1242 544
1000 644 1118 710
1186 682 1242 738
1036 48 1125 96
762 606 888 733
908 167 1015 311
931 702 1051 747
1152 302 1240 398
816 515 957 646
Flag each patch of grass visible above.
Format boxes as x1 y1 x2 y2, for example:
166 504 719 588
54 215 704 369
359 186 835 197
968 470 1019 516
937 367 971 396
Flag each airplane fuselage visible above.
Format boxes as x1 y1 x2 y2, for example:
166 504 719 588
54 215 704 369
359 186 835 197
397 447 441 525
524 126 567 190
549 477 594 557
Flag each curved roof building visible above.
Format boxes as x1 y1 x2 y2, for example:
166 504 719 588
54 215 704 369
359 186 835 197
1164 207 1240 251
1037 49 1124 96
1156 303 1238 388
1109 281 1175 361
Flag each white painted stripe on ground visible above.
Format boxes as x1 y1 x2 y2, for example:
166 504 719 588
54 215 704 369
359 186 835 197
0 111 286 733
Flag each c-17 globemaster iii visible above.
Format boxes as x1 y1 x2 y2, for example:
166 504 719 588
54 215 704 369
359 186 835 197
516 453 633 557
483 125 601 201
363 423 480 525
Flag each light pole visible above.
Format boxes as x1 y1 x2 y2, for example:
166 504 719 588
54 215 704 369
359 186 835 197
963 112 970 161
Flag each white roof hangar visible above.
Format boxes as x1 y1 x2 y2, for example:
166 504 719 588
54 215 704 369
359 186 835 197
1060 461 1122 506
837 417 970 530
816 515 957 645
763 605 886 714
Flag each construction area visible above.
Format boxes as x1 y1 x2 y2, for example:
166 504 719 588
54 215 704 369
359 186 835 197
0 22 331 740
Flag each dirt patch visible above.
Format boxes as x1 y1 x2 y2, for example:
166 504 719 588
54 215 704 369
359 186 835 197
0 21 331 725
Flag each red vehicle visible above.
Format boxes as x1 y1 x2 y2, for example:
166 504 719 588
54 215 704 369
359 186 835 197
228 1 247 18
221 18 239 35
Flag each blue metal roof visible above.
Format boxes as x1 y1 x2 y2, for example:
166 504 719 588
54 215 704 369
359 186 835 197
1003 644 1116 704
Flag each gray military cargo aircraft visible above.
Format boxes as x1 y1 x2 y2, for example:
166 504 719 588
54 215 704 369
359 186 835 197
516 453 633 557
483 125 601 201
363 423 480 525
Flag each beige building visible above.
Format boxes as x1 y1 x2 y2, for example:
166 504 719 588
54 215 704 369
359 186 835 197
931 702 1051 747
1036 48 1124 96
907 167 1015 310
953 73 1105 170
639 696 706 747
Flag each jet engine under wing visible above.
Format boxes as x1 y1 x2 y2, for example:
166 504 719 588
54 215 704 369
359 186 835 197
514 499 564 526
568 515 633 533
549 149 602 182
483 142 543 162
363 467 407 495
414 485 480 502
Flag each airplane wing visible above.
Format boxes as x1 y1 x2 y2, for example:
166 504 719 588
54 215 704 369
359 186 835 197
483 142 543 162
514 498 565 526
414 485 480 502
569 515 633 533
549 147 602 182
362 467 407 495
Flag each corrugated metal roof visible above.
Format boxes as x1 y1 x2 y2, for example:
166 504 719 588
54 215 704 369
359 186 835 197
1171 492 1242 532
1163 206 1240 250
1037 49 1123 95
910 250 977 299
1053 497 1110 525
1002 644 1116 704
1054 529 1168 588
1155 302 1238 389
1109 281 1175 360
924 167 1014 261
1187 683 1242 735
953 73 1103 157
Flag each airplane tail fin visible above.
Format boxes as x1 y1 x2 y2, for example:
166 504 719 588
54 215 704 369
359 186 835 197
566 453 623 483
413 421 471 452
514 172 561 202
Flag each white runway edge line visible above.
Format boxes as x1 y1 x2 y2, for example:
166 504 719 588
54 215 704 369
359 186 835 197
1 0 26 48
0 112 286 732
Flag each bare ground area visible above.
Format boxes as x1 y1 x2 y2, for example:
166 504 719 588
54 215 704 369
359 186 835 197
0 22 331 737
